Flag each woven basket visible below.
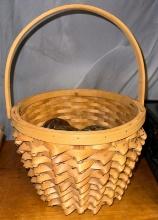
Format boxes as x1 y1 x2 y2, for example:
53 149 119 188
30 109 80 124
5 4 147 215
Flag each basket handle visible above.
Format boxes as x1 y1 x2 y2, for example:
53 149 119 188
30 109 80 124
5 4 146 119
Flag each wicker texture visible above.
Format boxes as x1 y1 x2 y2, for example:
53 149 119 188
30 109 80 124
21 95 137 129
14 128 146 215
4 4 147 215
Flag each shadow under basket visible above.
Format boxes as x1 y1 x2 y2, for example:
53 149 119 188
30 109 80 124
5 4 147 215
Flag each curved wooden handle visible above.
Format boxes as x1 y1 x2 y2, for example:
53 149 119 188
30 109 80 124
5 4 146 119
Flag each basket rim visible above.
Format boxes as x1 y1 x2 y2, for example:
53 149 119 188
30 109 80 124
11 89 146 145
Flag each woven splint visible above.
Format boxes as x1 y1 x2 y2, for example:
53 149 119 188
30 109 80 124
5 4 147 215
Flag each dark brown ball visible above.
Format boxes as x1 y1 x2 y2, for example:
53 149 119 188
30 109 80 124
82 125 107 131
42 118 78 131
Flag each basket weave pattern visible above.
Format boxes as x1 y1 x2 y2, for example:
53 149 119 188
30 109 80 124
21 95 138 129
14 128 146 215
4 4 147 215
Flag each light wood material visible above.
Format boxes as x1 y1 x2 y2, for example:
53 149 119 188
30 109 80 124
11 89 146 145
4 4 146 118
3 4 147 215
13 127 146 214
1 141 158 220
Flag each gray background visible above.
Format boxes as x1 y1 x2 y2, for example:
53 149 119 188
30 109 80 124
0 0 158 138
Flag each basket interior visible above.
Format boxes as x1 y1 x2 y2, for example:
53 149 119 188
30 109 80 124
19 91 138 130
